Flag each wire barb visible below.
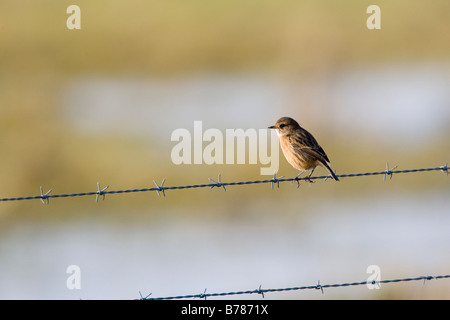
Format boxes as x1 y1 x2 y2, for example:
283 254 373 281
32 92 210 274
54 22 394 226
423 275 434 285
324 170 337 182
384 162 398 181
153 178 166 197
39 186 52 204
440 163 449 176
316 280 324 294
198 288 208 300
270 171 284 190
209 174 226 192
96 182 109 203
139 291 152 300
256 284 265 298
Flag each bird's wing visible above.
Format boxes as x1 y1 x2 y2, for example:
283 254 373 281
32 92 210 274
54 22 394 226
290 129 331 164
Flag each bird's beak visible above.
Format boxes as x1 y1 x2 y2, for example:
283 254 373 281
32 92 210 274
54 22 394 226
268 125 275 129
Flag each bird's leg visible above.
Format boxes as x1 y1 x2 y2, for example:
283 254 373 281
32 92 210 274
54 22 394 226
305 167 316 183
293 170 304 188
294 171 304 179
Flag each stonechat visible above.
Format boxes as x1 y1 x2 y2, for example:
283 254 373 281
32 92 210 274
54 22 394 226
269 117 339 182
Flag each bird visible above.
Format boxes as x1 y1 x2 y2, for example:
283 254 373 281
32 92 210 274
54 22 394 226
268 117 339 182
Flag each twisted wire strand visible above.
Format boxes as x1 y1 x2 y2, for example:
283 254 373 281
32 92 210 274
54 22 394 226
0 164 448 203
141 274 450 300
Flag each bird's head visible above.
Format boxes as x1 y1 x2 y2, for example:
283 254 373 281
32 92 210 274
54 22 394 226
268 117 300 136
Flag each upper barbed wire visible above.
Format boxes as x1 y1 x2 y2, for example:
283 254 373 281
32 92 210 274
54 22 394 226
138 274 450 300
0 162 448 203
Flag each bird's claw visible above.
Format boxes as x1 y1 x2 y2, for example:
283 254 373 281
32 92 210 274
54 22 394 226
305 177 314 183
293 177 301 188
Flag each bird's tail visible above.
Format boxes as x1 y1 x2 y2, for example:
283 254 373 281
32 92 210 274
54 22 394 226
322 162 339 181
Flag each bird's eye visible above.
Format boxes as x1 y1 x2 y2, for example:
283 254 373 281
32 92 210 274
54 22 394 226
279 124 286 128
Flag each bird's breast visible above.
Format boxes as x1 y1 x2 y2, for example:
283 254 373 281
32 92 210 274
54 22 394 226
279 137 317 170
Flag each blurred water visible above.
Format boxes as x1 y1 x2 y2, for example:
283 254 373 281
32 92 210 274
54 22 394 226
63 74 287 140
306 63 450 145
0 191 448 300
63 63 450 145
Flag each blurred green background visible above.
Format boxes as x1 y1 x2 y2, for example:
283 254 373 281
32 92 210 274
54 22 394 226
0 1 449 299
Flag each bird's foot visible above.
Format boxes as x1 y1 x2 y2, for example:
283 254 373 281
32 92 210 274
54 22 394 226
305 176 315 183
294 177 301 188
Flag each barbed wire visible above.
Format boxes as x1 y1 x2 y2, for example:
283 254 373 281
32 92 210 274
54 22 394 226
0 162 448 203
138 274 450 300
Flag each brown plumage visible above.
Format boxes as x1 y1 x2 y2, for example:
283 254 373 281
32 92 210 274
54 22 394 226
268 117 339 181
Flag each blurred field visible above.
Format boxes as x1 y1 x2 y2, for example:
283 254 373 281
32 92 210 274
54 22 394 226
1 0 449 214
0 1 449 299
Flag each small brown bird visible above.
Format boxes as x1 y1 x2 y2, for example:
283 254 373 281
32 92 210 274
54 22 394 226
269 117 339 182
